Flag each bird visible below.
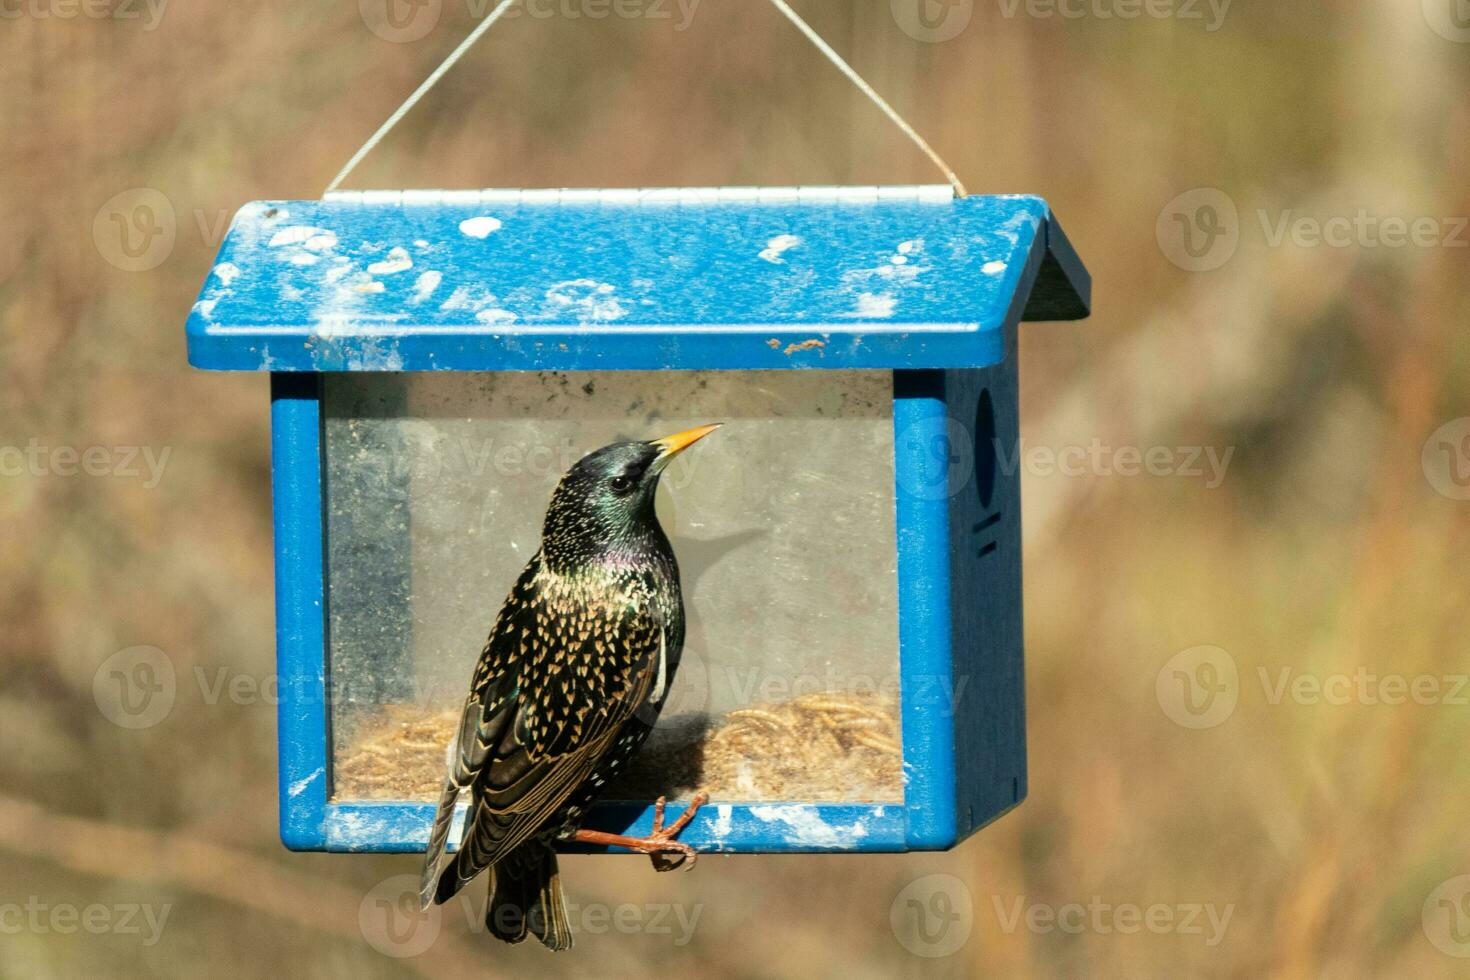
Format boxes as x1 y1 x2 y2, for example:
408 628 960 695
419 423 721 951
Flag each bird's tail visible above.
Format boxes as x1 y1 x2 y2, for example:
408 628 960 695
418 779 460 910
485 841 572 951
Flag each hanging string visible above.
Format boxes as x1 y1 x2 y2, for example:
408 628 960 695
324 0 967 198
763 0 966 198
324 0 522 196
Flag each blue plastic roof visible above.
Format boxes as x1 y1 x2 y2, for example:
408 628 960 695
185 187 1089 371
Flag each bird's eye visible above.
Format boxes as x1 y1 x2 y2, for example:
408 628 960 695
609 475 633 493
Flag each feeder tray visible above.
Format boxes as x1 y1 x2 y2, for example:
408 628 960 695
334 689 903 805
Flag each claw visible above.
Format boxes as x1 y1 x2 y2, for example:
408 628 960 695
571 791 710 871
648 793 707 871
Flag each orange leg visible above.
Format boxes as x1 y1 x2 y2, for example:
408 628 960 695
572 792 709 871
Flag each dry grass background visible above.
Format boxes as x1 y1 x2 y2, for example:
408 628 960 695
2 0 1469 976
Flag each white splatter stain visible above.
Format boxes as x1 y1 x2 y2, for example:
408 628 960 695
982 260 1007 275
459 216 503 238
212 262 241 285
545 279 626 321
288 767 324 799
367 246 413 275
411 270 442 303
845 240 929 284
710 805 734 840
268 226 337 251
997 211 1039 245
748 804 870 848
845 292 896 318
345 336 404 370
759 234 801 263
441 284 501 313
476 308 518 325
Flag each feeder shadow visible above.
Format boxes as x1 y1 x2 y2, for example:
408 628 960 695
676 525 767 648
674 527 768 591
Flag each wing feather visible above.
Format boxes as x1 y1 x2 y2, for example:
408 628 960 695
417 562 535 908
428 555 665 905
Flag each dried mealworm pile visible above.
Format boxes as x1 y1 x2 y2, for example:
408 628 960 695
332 689 903 803
334 707 457 801
688 692 903 802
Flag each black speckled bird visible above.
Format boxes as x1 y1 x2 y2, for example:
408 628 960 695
419 423 720 951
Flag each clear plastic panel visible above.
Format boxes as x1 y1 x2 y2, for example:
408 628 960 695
323 371 901 804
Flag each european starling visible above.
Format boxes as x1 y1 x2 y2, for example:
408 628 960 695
419 423 720 951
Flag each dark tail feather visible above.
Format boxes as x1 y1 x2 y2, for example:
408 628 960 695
419 781 460 910
485 843 572 951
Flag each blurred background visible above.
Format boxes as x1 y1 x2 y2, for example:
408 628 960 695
3 0 1469 976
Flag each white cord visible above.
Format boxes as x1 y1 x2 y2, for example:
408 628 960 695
764 0 966 198
324 0 522 196
325 0 967 198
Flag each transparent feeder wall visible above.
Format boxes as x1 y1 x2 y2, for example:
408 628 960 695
323 371 903 806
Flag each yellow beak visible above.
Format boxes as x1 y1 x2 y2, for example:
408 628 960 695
651 423 722 460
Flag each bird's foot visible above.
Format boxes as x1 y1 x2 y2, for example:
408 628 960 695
572 792 709 872
647 792 708 871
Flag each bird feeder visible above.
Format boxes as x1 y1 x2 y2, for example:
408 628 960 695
186 185 1090 854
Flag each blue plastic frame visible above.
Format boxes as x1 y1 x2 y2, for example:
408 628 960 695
271 370 975 853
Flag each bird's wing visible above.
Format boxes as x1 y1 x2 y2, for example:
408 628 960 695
417 559 537 908
432 565 664 904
